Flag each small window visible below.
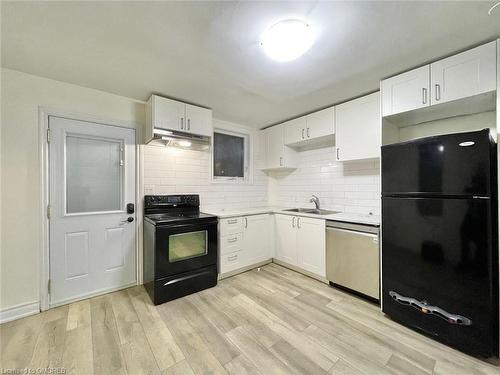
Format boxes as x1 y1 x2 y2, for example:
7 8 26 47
213 130 249 182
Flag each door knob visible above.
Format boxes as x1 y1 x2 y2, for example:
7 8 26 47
122 217 134 223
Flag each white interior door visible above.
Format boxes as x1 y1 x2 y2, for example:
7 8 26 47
49 116 136 306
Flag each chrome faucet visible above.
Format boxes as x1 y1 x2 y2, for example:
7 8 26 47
310 195 320 210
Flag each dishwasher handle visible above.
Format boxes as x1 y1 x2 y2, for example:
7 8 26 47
326 226 379 240
326 220 379 235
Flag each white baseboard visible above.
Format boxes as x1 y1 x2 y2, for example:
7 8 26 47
219 259 272 280
0 301 40 324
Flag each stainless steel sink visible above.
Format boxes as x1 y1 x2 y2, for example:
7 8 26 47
308 209 341 215
283 208 314 213
283 208 341 215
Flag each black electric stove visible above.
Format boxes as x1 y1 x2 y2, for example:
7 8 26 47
143 195 218 305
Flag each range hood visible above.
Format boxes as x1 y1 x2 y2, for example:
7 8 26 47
149 128 211 151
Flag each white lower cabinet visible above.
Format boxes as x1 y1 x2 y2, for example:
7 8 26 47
219 214 273 275
243 214 272 265
296 217 326 277
275 214 298 265
275 214 326 278
219 213 326 278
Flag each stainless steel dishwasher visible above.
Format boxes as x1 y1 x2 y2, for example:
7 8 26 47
326 221 380 301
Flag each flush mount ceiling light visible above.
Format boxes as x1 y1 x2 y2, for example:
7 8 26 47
488 1 500 15
261 19 314 62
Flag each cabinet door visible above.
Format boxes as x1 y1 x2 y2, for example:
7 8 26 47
274 214 297 266
243 214 272 265
266 125 285 169
296 217 326 277
431 41 497 105
185 104 213 137
256 130 268 170
153 95 185 131
335 92 381 161
381 65 430 116
284 117 307 145
306 107 334 139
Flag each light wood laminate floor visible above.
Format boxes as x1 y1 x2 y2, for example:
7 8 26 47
1 263 499 374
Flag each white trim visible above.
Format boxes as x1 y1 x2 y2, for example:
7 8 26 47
49 282 137 309
137 144 144 284
38 107 142 312
0 301 40 324
39 108 50 311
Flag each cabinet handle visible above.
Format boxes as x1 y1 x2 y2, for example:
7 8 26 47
187 118 191 131
307 128 310 138
228 255 238 261
302 129 305 139
297 217 301 229
244 217 248 228
279 157 283 166
292 216 296 228
228 237 238 243
180 117 184 130
435 84 441 101
227 219 238 224
336 148 340 161
422 88 427 104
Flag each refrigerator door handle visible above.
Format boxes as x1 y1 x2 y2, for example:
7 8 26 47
389 291 472 326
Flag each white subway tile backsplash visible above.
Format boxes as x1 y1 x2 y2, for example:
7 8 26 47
268 147 381 215
142 141 381 215
141 143 268 211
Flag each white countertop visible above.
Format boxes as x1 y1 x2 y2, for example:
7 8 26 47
202 206 380 226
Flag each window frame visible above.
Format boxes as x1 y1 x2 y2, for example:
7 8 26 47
211 125 253 184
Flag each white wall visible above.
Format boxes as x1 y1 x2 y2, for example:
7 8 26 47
0 68 145 312
0 69 269 315
142 120 268 211
398 111 496 142
268 146 381 215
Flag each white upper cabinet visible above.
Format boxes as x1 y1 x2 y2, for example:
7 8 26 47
283 107 335 148
266 125 285 169
306 107 335 140
284 117 307 145
382 41 497 117
261 124 298 170
185 104 212 137
430 41 497 106
335 92 381 161
381 65 430 117
145 95 212 142
153 95 185 131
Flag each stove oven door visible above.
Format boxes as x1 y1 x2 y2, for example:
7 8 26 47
154 220 217 278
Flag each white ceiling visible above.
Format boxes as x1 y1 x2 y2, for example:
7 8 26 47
2 1 500 128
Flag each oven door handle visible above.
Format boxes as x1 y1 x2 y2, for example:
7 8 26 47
163 269 213 286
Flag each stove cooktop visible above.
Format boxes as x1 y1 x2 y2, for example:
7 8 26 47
144 211 217 225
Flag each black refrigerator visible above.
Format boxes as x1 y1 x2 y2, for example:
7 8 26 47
381 129 499 357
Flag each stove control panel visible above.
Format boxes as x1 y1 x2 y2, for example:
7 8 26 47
144 195 200 208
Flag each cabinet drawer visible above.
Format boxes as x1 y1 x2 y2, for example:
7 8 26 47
220 251 243 273
220 217 244 236
220 233 243 255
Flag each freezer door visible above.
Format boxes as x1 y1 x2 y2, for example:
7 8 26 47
382 197 498 356
382 129 493 196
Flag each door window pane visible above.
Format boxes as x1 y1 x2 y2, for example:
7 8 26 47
66 135 122 213
169 230 207 262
